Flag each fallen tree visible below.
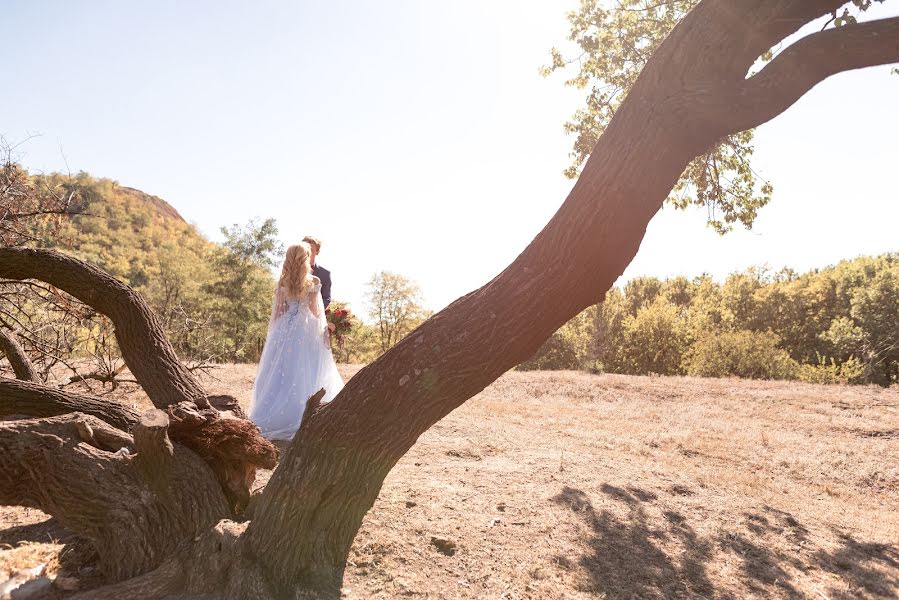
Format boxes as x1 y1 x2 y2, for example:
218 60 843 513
1 1 897 597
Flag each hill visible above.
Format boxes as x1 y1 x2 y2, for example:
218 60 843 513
117 186 186 223
32 172 212 284
17 171 277 363
2 368 896 598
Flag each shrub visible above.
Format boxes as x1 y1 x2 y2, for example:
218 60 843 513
519 307 596 371
618 298 688 375
797 355 866 385
683 330 798 380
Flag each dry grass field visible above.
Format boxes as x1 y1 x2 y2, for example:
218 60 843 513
2 365 897 599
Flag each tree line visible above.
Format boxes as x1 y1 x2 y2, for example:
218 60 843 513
521 255 898 386
6 168 895 386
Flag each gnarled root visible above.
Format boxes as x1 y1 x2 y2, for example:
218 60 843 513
0 411 231 581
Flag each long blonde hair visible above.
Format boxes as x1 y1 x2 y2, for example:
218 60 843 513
278 242 315 299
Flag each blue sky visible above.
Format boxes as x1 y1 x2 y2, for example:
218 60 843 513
3 1 898 315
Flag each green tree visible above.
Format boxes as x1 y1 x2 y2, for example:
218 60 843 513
826 259 899 384
594 287 628 372
542 0 886 233
205 219 283 361
619 297 688 375
541 0 771 233
365 271 428 352
586 256 897 385
520 305 597 370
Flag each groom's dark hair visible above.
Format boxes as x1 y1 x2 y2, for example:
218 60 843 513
302 236 322 251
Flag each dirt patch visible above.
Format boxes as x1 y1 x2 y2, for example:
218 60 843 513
2 367 898 598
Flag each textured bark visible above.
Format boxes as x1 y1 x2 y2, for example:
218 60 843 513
0 412 231 580
727 17 899 134
0 247 207 409
67 520 280 600
133 410 177 502
166 401 278 513
0 327 38 381
0 377 140 430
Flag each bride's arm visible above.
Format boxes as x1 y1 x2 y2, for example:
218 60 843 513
308 295 321 318
307 277 323 317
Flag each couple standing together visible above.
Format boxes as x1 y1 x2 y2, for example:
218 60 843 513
248 236 344 440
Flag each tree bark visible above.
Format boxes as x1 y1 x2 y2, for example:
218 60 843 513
0 327 38 381
0 377 140 430
165 400 278 513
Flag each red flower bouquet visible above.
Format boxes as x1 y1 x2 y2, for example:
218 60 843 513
325 306 353 347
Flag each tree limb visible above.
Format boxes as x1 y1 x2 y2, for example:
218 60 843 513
0 377 140 430
0 327 38 381
133 410 176 502
727 17 899 134
0 412 231 581
0 248 207 408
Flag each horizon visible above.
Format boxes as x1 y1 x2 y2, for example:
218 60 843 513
3 0 898 316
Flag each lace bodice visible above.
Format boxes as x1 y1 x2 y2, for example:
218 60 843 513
270 279 324 326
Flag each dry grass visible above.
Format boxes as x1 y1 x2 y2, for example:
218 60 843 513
2 366 897 599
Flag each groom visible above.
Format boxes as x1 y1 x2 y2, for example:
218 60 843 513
303 236 331 309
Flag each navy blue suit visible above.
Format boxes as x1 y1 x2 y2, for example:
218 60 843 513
313 264 331 308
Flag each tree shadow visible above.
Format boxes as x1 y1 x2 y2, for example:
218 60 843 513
737 505 898 599
552 485 718 599
0 517 74 547
0 517 98 579
814 530 899 599
552 486 899 599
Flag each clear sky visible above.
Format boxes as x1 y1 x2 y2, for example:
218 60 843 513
3 1 898 316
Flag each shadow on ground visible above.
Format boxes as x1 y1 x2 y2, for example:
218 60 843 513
0 518 99 583
552 485 898 599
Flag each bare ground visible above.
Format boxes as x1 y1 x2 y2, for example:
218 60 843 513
2 366 897 599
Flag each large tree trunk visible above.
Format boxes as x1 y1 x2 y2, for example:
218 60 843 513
1 1 897 597
242 2 899 596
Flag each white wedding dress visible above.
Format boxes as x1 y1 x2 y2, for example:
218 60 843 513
249 280 344 440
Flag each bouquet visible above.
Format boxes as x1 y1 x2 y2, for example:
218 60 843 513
325 306 353 347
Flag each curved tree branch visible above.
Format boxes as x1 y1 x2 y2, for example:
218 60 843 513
0 327 38 381
727 17 899 134
0 248 207 408
0 377 140 430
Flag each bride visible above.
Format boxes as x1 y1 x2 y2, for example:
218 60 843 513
249 242 344 440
